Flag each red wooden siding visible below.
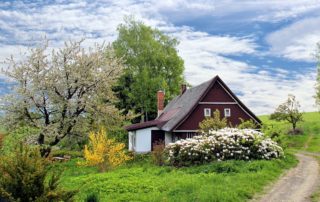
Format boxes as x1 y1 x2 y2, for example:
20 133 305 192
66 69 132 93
175 82 252 130
201 82 234 102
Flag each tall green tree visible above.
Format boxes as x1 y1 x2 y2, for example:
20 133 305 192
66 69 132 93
112 18 185 122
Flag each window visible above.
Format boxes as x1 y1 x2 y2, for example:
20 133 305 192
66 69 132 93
224 108 231 117
186 132 193 139
204 108 211 117
186 132 198 139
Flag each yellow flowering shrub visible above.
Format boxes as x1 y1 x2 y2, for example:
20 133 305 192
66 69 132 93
81 127 131 172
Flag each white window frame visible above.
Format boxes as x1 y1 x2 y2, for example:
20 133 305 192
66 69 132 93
186 132 193 139
204 108 211 117
224 108 231 117
131 134 136 148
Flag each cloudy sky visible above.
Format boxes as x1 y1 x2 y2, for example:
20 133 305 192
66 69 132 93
0 0 319 115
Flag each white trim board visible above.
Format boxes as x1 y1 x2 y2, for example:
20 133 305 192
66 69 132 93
173 130 198 132
199 102 237 104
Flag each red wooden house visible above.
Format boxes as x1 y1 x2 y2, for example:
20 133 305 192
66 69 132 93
125 75 261 152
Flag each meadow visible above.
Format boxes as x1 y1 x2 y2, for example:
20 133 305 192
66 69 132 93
54 155 296 202
2 112 320 201
260 112 320 152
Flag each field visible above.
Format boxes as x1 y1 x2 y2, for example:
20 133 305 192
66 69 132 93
260 112 320 152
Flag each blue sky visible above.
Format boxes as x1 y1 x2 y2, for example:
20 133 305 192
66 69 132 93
0 0 319 114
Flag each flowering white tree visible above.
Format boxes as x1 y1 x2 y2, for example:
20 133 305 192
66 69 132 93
1 40 124 152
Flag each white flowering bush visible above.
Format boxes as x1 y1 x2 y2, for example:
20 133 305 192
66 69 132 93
165 128 284 167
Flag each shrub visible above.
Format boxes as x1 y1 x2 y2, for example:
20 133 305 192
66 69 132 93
237 118 258 129
199 109 227 133
288 128 303 135
151 140 165 166
85 193 100 202
81 127 131 172
0 143 76 202
165 128 284 167
0 134 4 150
0 126 39 155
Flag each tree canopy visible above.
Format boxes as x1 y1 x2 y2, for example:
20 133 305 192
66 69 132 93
112 18 185 122
1 40 125 148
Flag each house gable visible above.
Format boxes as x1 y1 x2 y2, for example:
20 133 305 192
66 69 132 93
174 78 260 131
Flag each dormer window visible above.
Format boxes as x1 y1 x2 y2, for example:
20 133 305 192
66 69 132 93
224 108 231 117
204 108 211 117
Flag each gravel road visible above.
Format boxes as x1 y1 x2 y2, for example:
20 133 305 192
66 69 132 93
256 153 319 202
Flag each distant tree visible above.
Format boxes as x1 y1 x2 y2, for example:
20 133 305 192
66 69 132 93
315 43 320 109
270 94 303 132
1 40 125 151
112 17 185 122
199 109 227 133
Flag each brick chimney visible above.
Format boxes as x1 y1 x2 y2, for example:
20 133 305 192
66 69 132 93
181 84 187 95
157 90 165 117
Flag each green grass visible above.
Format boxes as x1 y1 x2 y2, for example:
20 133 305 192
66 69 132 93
53 155 297 202
0 125 6 135
259 112 320 152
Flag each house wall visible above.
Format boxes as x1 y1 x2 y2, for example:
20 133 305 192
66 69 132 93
128 131 135 151
176 82 253 131
165 132 173 144
129 127 158 153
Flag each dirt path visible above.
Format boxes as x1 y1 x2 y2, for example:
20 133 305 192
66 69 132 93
255 153 320 202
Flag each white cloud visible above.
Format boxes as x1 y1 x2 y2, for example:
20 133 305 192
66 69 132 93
0 0 318 115
266 17 320 62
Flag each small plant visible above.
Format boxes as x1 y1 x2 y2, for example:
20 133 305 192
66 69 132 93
85 193 100 202
152 140 165 166
0 143 76 202
199 109 227 133
237 118 258 129
81 127 131 172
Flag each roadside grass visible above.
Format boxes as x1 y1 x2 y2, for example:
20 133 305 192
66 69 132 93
52 154 297 202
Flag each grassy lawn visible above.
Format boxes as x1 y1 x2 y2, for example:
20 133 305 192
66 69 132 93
53 155 297 202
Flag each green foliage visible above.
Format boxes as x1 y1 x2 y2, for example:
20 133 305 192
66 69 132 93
54 153 296 201
112 17 185 122
237 118 258 129
198 109 227 132
0 126 39 155
0 143 76 202
270 94 303 132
